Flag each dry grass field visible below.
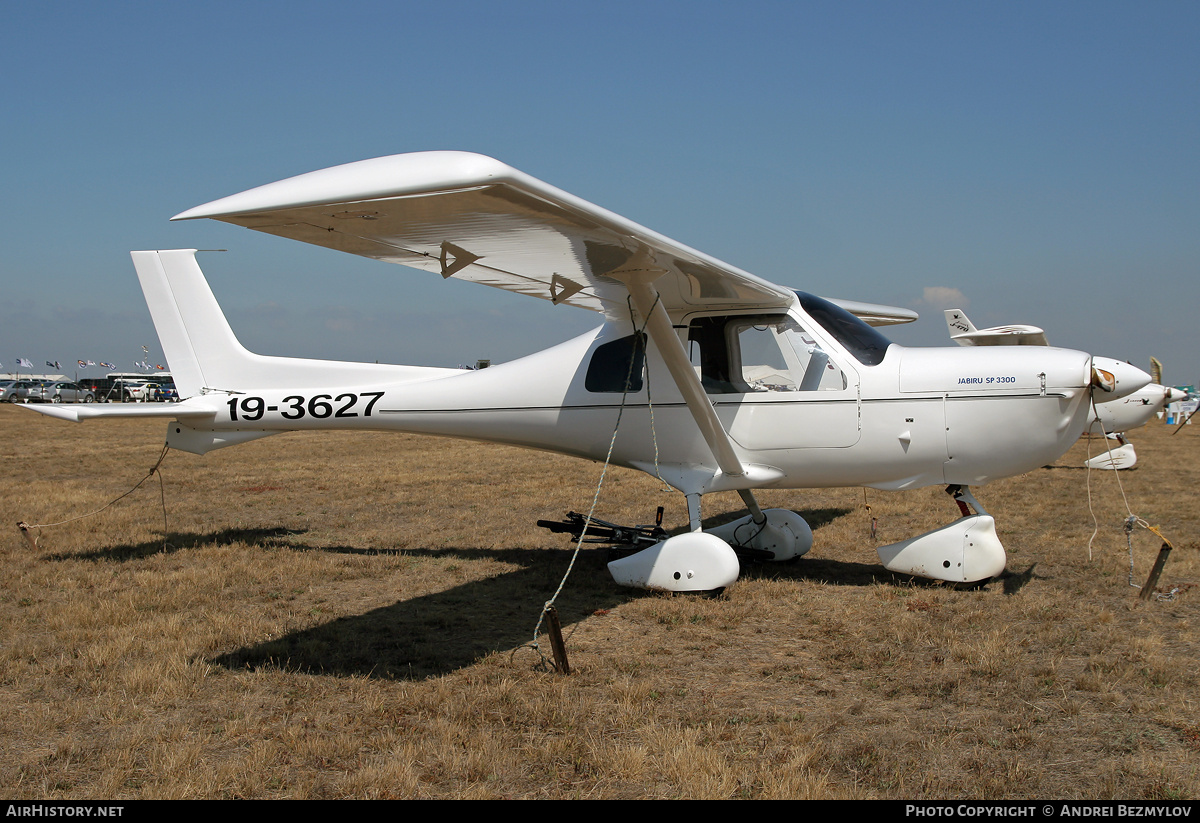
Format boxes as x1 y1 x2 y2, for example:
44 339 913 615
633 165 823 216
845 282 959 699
1 403 1197 799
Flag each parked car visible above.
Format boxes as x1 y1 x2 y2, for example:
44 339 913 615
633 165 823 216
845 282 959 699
123 381 178 402
112 379 148 402
126 381 164 402
12 381 50 403
80 377 139 402
0 380 39 403
80 374 174 402
44 381 95 403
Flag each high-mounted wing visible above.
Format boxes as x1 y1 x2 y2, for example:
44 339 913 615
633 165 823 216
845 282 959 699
173 151 796 318
828 298 918 327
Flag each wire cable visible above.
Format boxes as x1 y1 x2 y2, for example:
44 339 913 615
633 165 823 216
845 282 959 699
18 444 172 550
1084 392 1177 593
526 295 660 670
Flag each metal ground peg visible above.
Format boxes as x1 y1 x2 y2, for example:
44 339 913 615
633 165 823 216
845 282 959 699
1139 540 1174 602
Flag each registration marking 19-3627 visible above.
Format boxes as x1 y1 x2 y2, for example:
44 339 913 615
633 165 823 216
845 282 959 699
227 392 385 421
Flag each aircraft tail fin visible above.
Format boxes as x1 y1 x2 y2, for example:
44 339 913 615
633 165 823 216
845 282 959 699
943 307 1048 347
1150 356 1163 386
132 250 232 399
944 308 977 341
130 250 458 398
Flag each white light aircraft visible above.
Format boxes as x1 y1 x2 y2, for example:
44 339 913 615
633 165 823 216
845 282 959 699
26 152 1152 591
944 309 1184 470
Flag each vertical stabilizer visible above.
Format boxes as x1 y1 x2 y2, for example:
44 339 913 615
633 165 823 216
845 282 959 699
131 250 458 398
944 308 977 341
131 250 225 399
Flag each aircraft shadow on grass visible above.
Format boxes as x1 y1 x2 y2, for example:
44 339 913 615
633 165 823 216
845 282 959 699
42 526 304 563
212 544 635 680
41 506 1027 679
201 504 937 680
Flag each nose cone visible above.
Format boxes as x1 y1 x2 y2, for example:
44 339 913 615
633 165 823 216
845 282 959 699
1091 356 1152 400
1167 387 1189 404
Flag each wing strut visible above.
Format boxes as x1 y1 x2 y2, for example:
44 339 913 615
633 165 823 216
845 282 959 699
610 248 748 485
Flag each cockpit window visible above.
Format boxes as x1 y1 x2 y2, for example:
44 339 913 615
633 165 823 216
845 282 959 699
794 292 893 366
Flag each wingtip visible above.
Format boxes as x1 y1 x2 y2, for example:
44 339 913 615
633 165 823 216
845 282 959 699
20 404 80 422
169 151 513 222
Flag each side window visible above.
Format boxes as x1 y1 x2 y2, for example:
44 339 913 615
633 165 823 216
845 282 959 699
687 316 739 394
689 315 848 394
585 333 646 393
734 321 795 391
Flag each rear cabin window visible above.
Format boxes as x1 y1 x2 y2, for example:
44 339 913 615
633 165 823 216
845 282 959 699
585 333 646 393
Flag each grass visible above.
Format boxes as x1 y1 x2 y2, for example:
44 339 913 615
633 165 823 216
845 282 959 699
0 405 1197 798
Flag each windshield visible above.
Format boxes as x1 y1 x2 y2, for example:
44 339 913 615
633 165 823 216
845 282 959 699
794 292 893 366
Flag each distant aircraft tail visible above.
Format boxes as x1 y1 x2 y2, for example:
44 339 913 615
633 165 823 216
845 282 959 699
944 308 978 340
1150 356 1163 386
943 308 1048 347
130 250 455 399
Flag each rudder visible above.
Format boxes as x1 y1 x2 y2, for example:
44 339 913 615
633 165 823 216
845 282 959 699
131 250 227 399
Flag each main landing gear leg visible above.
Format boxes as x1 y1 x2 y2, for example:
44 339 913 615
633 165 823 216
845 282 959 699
606 490 814 592
874 485 1006 583
686 493 703 532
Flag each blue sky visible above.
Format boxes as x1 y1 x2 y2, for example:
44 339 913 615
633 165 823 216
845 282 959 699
3 1 1198 384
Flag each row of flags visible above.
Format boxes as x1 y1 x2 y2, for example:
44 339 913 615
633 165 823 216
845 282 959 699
5 346 163 373
5 358 151 371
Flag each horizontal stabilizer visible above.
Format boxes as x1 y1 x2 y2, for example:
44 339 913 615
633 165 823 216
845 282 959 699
20 402 216 423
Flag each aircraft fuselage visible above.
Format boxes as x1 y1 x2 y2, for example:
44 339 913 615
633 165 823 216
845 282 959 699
165 297 1103 499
